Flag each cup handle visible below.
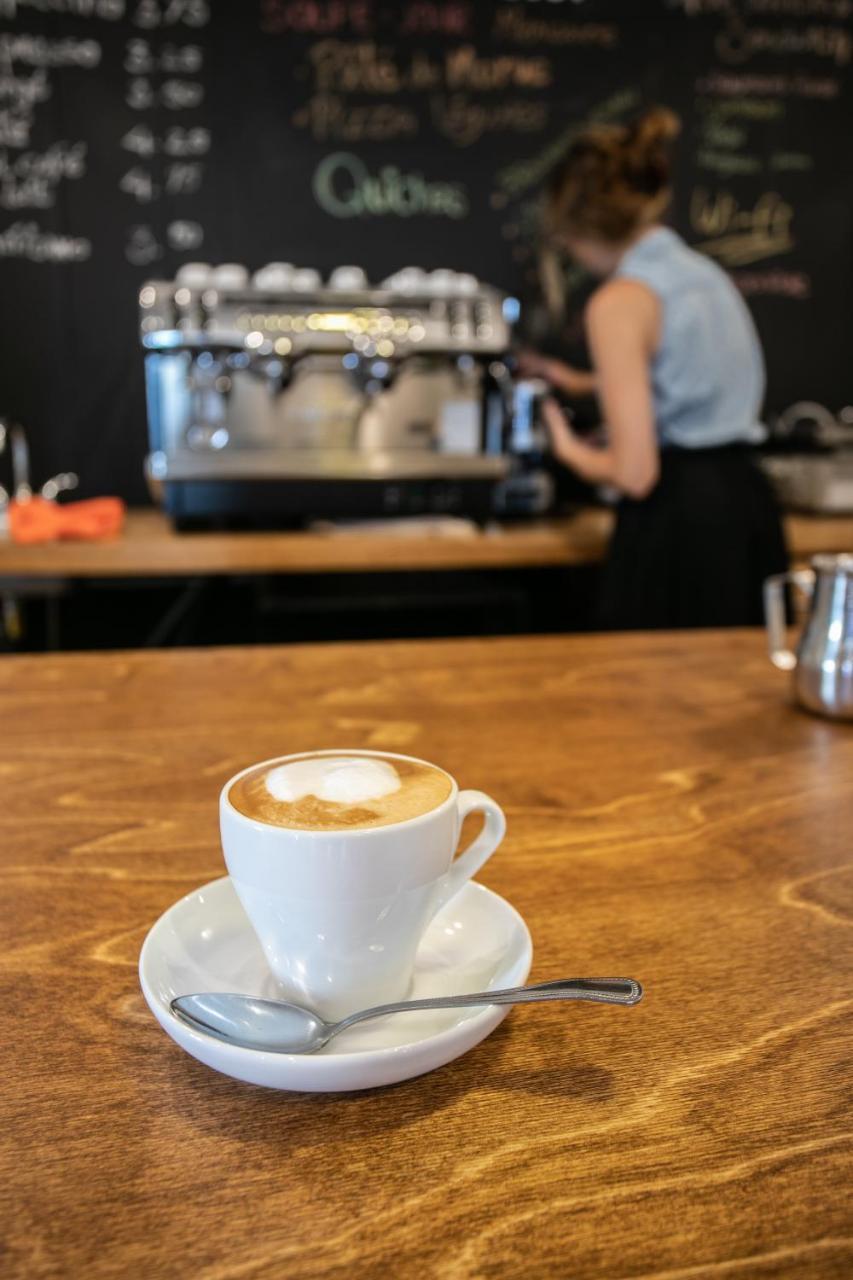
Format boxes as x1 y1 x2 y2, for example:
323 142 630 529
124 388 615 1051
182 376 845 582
430 790 506 919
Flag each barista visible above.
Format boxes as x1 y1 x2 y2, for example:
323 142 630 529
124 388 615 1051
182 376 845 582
523 107 787 629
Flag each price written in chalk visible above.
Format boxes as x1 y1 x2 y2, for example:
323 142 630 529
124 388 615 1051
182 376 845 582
119 160 203 201
119 20 210 265
124 38 203 73
124 218 203 264
130 0 210 29
121 124 211 157
126 76 204 109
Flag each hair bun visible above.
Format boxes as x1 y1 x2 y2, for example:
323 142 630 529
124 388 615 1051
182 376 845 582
544 105 679 244
623 107 680 195
629 107 681 151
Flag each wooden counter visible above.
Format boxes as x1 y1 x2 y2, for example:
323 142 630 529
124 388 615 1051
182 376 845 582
1 630 850 1278
0 507 850 579
0 509 610 578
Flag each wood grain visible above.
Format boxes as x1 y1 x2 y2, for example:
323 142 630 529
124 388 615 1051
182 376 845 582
0 509 611 578
0 507 849 579
1 631 851 1279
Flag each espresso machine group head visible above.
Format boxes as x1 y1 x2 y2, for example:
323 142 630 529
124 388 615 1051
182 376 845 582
141 262 527 528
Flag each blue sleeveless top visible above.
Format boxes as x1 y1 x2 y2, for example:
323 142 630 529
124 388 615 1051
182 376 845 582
613 227 766 448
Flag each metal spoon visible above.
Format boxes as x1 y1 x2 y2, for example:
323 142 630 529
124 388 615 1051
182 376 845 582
170 977 643 1054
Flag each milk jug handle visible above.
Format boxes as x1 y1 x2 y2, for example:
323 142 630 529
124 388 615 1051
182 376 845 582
764 569 815 671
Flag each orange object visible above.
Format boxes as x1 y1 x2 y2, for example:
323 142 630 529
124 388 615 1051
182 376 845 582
8 496 126 545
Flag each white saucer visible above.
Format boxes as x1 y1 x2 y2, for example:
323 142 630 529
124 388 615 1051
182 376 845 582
139 876 532 1092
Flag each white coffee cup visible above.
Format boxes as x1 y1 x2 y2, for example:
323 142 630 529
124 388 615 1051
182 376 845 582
220 750 506 1020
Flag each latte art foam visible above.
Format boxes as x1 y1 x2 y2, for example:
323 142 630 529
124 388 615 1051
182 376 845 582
228 752 452 831
265 757 401 805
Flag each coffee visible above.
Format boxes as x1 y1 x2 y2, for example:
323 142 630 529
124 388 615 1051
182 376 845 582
228 752 452 831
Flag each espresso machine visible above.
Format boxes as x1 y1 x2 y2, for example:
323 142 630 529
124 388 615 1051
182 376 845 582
141 262 548 528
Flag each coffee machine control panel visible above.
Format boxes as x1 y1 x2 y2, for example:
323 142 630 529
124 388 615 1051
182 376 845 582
140 263 516 359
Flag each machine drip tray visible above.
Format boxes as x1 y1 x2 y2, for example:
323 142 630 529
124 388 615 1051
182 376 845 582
164 477 497 529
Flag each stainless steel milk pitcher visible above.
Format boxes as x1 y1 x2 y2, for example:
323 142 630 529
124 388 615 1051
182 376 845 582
764 554 853 719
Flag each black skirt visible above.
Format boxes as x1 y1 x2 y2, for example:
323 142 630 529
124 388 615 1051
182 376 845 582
597 444 789 630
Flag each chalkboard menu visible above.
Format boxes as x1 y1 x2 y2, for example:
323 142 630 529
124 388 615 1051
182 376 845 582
1 0 851 501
